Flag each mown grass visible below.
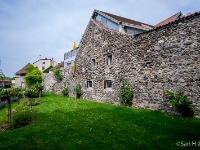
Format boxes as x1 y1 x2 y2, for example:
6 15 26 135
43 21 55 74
0 93 200 150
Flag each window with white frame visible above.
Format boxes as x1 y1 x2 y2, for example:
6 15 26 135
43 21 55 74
104 80 112 89
43 62 45 64
87 81 92 88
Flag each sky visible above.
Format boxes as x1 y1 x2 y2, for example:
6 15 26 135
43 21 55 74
0 0 199 77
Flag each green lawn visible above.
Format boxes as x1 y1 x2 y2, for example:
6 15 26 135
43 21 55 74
0 93 200 150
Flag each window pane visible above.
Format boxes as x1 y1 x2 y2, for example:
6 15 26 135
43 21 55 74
87 81 92 88
92 59 96 66
106 80 112 88
108 55 112 65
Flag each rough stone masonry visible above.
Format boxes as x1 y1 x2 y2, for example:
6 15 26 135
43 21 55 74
43 12 200 117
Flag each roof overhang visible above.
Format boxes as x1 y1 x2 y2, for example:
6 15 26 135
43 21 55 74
93 9 120 24
93 9 152 31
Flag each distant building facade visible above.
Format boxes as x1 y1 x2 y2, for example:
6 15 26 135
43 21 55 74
15 63 29 88
33 58 58 72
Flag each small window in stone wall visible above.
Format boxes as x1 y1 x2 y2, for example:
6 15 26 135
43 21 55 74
91 58 96 66
87 81 92 88
43 62 45 64
104 80 112 89
107 55 112 65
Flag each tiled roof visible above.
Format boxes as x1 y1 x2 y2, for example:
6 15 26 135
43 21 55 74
136 11 200 35
155 12 182 27
15 63 30 75
99 10 154 28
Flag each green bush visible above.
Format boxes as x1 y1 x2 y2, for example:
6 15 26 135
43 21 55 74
164 90 194 117
24 87 38 98
43 66 53 73
12 106 34 128
4 84 11 89
23 98 40 106
62 84 69 97
73 84 81 98
118 77 133 107
24 75 42 87
24 64 43 87
53 69 62 81
15 87 25 98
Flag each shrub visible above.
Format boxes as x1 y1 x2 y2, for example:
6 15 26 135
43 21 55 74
24 87 38 98
34 83 44 98
11 106 34 128
73 84 81 98
15 87 25 98
164 90 194 117
43 65 53 73
23 98 40 106
24 75 42 87
24 64 43 87
118 77 133 107
53 68 62 80
62 83 69 97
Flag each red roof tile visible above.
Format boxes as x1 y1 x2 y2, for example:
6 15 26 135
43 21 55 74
15 63 30 75
155 12 182 27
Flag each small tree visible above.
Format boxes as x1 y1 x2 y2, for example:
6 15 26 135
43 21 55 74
35 83 44 101
15 87 25 105
118 77 133 107
24 87 38 111
73 84 81 107
73 84 81 99
0 88 17 127
24 64 42 87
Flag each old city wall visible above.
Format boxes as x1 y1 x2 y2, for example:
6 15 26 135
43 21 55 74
43 13 200 117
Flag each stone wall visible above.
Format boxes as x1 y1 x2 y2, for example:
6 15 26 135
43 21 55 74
42 68 77 97
43 13 200 117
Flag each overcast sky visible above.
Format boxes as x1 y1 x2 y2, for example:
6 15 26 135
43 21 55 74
0 0 199 77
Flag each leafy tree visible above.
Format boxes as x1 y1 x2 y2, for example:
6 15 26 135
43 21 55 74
0 88 18 127
73 84 81 107
24 64 42 87
25 64 36 73
35 82 44 101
